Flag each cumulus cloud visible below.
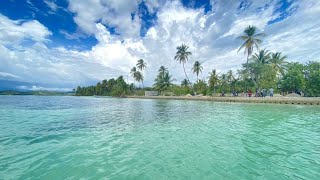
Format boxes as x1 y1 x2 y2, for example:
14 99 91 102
0 14 51 44
0 0 320 90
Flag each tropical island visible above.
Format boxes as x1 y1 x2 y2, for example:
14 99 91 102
75 26 320 104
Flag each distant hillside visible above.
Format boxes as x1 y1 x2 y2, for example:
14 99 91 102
0 90 74 96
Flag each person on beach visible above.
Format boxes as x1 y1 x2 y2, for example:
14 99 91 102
269 88 274 97
262 89 267 97
255 89 259 97
248 89 252 97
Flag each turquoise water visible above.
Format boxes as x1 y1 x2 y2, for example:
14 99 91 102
0 96 319 179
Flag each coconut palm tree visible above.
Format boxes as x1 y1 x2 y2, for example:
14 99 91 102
227 70 235 84
238 25 265 65
136 59 147 87
158 66 168 77
130 67 137 87
181 79 189 87
269 52 288 76
208 69 219 95
161 72 174 91
251 49 271 64
135 71 143 88
154 67 174 93
192 61 203 81
174 43 192 83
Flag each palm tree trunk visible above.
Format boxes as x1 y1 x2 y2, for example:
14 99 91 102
247 54 258 88
142 72 144 89
183 63 195 94
183 63 190 84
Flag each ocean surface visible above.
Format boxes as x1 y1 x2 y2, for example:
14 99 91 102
0 96 319 179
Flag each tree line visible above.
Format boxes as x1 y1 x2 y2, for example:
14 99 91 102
76 25 320 97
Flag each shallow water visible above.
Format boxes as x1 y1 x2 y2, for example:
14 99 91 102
0 96 319 179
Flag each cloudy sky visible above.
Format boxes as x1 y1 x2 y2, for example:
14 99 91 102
0 0 319 91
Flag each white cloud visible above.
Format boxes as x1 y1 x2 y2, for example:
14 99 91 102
67 0 147 38
0 72 20 80
0 14 52 44
44 0 59 11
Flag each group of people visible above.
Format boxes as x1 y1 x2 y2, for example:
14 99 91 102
244 88 274 97
221 88 274 97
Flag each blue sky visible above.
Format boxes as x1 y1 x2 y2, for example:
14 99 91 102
0 0 319 91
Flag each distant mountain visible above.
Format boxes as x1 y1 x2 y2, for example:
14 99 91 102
0 80 32 91
0 90 74 96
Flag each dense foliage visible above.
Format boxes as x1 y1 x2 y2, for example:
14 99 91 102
75 76 132 97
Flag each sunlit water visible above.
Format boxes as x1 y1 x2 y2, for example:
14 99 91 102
0 96 319 179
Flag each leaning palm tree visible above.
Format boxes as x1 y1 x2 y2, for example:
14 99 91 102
174 44 192 83
130 67 137 87
136 59 147 87
237 25 265 65
208 69 219 95
192 61 203 81
269 52 288 76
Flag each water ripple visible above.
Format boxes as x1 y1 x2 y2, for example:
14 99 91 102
0 96 319 179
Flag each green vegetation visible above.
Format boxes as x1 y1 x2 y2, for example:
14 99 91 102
75 76 132 97
153 66 175 94
76 25 320 97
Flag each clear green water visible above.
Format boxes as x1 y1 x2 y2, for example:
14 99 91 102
0 96 319 179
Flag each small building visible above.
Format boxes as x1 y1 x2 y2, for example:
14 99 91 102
145 91 159 96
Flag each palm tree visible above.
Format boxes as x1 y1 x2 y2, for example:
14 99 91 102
220 73 228 91
135 71 143 88
251 49 271 64
154 67 174 93
161 72 174 91
208 69 218 95
246 49 272 89
192 61 203 81
227 70 235 84
174 43 192 83
227 70 237 91
181 79 189 87
158 66 168 77
238 25 265 65
136 59 147 87
269 52 288 76
130 67 137 87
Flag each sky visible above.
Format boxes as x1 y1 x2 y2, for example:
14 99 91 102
0 0 319 91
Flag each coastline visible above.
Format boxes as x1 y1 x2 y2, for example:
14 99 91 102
127 96 320 105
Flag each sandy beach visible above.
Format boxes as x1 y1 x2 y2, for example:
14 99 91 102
128 96 320 105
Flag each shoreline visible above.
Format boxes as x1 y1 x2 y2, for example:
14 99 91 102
127 96 320 105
